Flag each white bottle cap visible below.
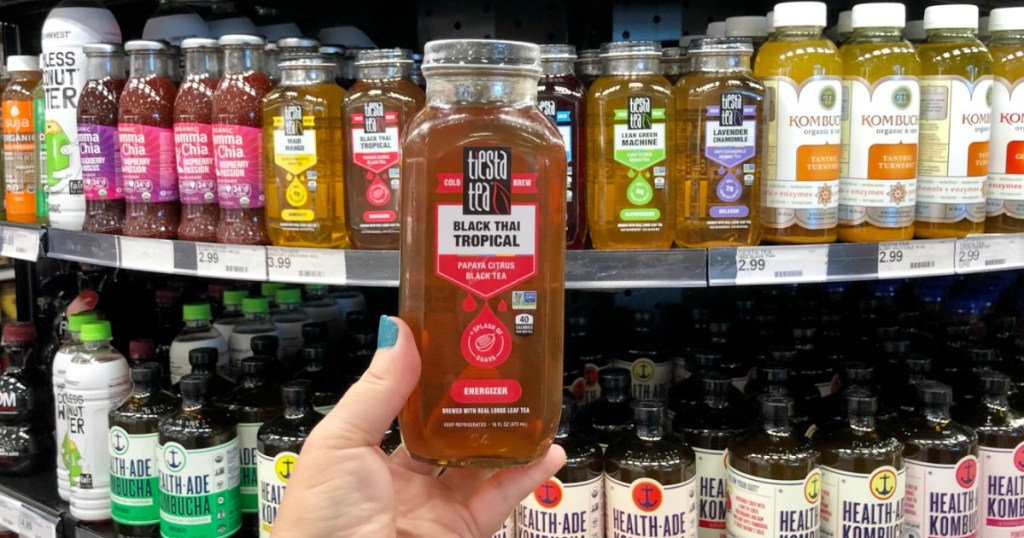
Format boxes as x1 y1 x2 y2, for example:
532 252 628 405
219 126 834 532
979 16 991 37
6 55 39 72
767 11 775 31
256 22 303 42
904 20 926 41
706 21 727 38
726 16 768 37
773 2 828 29
989 8 1024 33
679 35 705 48
852 3 906 29
207 15 258 38
924 5 979 31
838 10 853 34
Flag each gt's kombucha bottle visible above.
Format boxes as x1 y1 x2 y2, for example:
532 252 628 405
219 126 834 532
838 3 921 242
986 8 1024 232
727 396 821 538
755 2 842 243
915 5 993 238
675 38 764 248
587 41 675 250
398 40 566 467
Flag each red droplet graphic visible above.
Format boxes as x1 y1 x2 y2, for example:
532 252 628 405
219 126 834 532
498 300 507 312
365 170 374 180
366 177 391 207
460 302 512 368
461 294 477 312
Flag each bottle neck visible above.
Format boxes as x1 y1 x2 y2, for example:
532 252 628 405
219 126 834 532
357 63 411 81
850 27 904 40
183 319 211 330
692 53 751 73
774 26 826 41
280 66 334 85
3 347 31 369
706 392 729 409
304 360 323 372
240 374 266 388
606 387 629 403
130 52 169 78
603 55 660 75
848 414 875 432
426 72 540 107
182 392 204 410
762 415 791 434
636 421 664 441
222 304 241 315
921 403 951 421
926 28 979 41
131 383 156 398
66 331 82 345
983 393 1010 409
185 51 222 80
225 47 265 76
87 54 125 81
244 312 268 322
83 339 111 353
191 363 215 375
284 400 311 419
991 30 1024 44
541 59 575 77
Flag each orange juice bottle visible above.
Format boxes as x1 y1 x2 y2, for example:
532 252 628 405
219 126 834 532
755 2 843 244
2 56 42 223
986 7 1024 233
838 3 921 242
915 5 993 238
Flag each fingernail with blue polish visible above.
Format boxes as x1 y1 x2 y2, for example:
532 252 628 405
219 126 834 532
378 315 398 349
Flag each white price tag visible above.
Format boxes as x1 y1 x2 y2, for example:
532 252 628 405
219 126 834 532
877 239 955 277
0 494 21 530
194 243 268 280
0 227 40 261
266 247 347 285
17 506 57 538
955 235 1024 273
734 245 828 285
118 237 175 272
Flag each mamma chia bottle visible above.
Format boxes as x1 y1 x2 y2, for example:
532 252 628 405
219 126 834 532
52 311 98 501
398 40 567 467
79 43 127 235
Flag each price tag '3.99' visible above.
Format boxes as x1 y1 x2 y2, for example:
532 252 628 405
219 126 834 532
734 245 828 285
266 247 346 285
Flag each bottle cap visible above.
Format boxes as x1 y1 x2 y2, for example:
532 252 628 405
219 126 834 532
837 10 853 33
692 348 724 369
702 371 733 395
979 16 991 37
904 355 932 374
83 43 123 55
917 381 953 406
2 322 36 345
882 339 911 355
242 297 270 315
6 55 39 72
679 35 705 48
129 338 156 360
282 380 312 407
68 311 99 333
772 2 827 29
766 11 775 30
223 290 247 306
758 394 793 420
845 389 878 417
305 284 328 293
631 400 664 426
980 371 1011 396
302 322 329 342
183 302 213 322
423 39 542 76
924 5 979 31
319 45 345 57
155 288 181 305
131 362 163 385
841 362 873 384
188 347 219 369
600 368 631 391
240 356 269 376
276 37 321 50
964 345 997 365
759 364 789 383
218 34 267 47
181 38 219 50
125 40 170 53
251 334 279 355
180 374 209 399
539 44 576 60
599 41 662 57
706 21 727 38
356 47 413 65
261 282 284 299
725 16 768 37
275 288 303 306
81 321 112 343
989 8 1024 33
303 343 326 366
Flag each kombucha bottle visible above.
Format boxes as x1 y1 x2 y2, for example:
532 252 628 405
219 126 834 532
572 367 634 449
343 48 425 250
79 44 126 235
838 3 921 242
915 5 993 238
169 347 235 398
575 49 602 88
604 400 697 538
610 311 671 401
727 396 821 538
398 40 566 467
755 2 842 243
587 41 675 250
986 8 1024 233
292 344 343 414
675 38 764 248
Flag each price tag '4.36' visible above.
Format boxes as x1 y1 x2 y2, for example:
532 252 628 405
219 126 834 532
877 239 954 277
194 243 268 280
734 245 828 285
955 235 1024 274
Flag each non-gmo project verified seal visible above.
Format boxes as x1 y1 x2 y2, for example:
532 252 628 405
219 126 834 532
512 291 537 310
515 314 534 336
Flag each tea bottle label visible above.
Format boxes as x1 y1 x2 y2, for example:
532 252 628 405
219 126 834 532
610 357 671 401
763 77 841 230
903 457 980 538
820 465 904 538
701 95 759 227
978 443 1024 537
174 122 218 205
518 475 603 538
213 124 265 209
3 98 37 212
109 428 159 525
238 422 261 515
606 475 698 538
987 77 1024 218
349 102 401 233
119 123 179 203
694 447 728 538
158 439 242 537
256 450 297 538
273 105 320 227
725 466 821 538
917 76 992 223
79 124 123 201
539 97 581 239
839 77 919 228
612 96 670 234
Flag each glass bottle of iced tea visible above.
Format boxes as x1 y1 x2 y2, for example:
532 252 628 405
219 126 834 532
276 37 320 63
213 35 272 245
986 8 1024 233
661 47 687 84
79 44 126 235
398 39 567 467
119 40 180 239
575 49 602 88
343 48 425 249
174 38 222 242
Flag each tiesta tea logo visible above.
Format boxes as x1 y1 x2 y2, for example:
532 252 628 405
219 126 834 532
463 147 511 215
720 93 744 127
628 97 653 129
363 101 385 133
283 105 303 136
538 99 556 118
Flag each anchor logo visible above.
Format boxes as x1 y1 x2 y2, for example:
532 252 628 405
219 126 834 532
110 427 129 456
534 478 563 509
275 452 299 483
870 468 898 501
804 471 821 504
956 457 978 489
631 480 663 512
1014 443 1024 473
632 359 655 383
163 443 188 473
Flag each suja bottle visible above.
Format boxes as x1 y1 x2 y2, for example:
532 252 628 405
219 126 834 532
2 56 42 223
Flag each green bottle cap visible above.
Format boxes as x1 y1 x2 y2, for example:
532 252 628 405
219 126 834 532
261 282 284 298
67 311 99 332
242 297 270 314
223 290 247 306
276 287 302 305
81 321 112 342
183 302 212 322
305 284 328 292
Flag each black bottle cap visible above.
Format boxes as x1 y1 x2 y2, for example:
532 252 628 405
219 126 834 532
282 379 312 407
131 362 162 385
758 395 793 420
709 320 733 335
303 343 326 367
240 356 269 376
917 381 953 406
188 347 219 370
692 348 723 369
566 316 589 329
180 374 208 399
759 364 789 383
845 389 877 417
251 335 279 354
769 347 798 363
904 355 932 374
702 371 732 396
600 368 630 391
346 311 370 329
302 321 329 343
980 371 1011 397
964 345 997 365
841 362 873 384
883 339 911 355
631 399 663 426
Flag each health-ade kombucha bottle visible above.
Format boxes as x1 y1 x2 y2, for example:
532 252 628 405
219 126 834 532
838 3 921 242
986 8 1024 233
675 37 764 248
896 382 980 538
158 374 241 537
755 1 842 244
573 368 634 449
588 41 675 250
213 35 273 245
398 40 566 467
538 44 588 250
174 38 222 242
343 48 425 249
107 363 178 537
915 5 993 238
726 395 821 538
119 40 181 239
815 391 904 538
605 400 697 538
611 311 671 401
517 397 603 538
79 44 126 235
263 58 348 248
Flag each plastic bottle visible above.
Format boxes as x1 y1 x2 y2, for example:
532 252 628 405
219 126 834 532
41 0 122 230
169 302 229 385
141 0 210 47
52 310 98 501
65 320 131 522
301 284 343 342
213 289 246 341
292 344 344 414
986 7 1024 233
837 10 853 43
79 44 127 234
228 297 278 376
33 80 48 225
572 368 634 449
0 322 52 474
270 288 310 367
3 56 42 223
170 347 235 398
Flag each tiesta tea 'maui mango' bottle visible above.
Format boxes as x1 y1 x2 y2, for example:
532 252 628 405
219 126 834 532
399 40 566 467
986 7 1024 233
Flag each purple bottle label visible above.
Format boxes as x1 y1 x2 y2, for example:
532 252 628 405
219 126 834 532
213 125 265 209
119 123 179 203
175 122 218 205
79 123 124 201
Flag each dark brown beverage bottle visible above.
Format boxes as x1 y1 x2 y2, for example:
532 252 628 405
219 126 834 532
292 343 345 415
380 419 401 455
169 347 235 398
573 368 634 450
611 312 672 401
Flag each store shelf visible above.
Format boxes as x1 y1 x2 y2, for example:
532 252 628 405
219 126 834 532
0 468 66 538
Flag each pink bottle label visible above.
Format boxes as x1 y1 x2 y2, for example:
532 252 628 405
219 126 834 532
119 123 179 203
213 124 265 209
79 123 124 201
175 122 218 205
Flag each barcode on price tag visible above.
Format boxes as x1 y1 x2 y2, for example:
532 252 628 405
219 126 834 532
0 227 40 261
18 505 57 538
119 237 175 272
0 494 21 530
194 243 268 280
877 239 954 277
734 245 828 285
955 235 1024 274
266 247 347 285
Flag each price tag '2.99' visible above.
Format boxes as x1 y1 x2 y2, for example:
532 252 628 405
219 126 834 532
194 243 268 280
955 236 1024 274
877 239 954 278
734 245 828 285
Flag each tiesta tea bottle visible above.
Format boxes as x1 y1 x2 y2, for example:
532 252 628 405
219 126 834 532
398 40 566 467
986 7 1024 233
575 50 602 88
